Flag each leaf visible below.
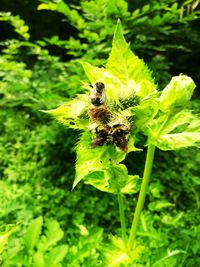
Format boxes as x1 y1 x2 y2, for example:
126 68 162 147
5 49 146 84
37 3 50 11
132 96 159 131
106 20 156 93
0 12 30 39
74 132 127 190
151 132 200 150
37 1 70 15
81 61 123 102
0 232 10 254
81 21 157 103
74 132 140 194
24 216 43 251
43 220 64 249
121 175 141 194
76 225 89 236
68 228 103 265
148 200 174 211
0 225 16 254
152 249 186 267
46 245 68 267
41 94 89 129
33 251 45 267
147 110 200 150
157 110 195 135
159 74 196 112
104 236 144 267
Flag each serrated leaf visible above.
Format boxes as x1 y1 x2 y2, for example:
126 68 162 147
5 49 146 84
81 21 156 103
151 132 200 150
68 227 103 264
44 220 64 249
74 132 127 190
148 110 200 150
24 216 43 251
46 245 68 266
74 132 140 194
104 236 144 267
107 20 156 91
42 94 88 129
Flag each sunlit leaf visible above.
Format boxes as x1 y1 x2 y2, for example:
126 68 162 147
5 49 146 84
33 251 45 267
81 61 123 102
43 220 64 249
104 236 144 267
132 96 159 131
150 132 200 150
74 132 140 194
74 132 127 190
24 216 43 251
0 225 17 254
41 94 89 129
148 110 200 150
46 245 68 266
107 20 156 95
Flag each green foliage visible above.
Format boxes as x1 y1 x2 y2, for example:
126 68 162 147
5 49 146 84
104 236 144 266
43 20 200 266
36 0 200 87
0 12 30 40
0 224 17 255
2 218 104 267
106 20 155 88
2 217 68 267
0 1 199 266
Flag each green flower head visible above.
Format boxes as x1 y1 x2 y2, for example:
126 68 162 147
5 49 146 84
44 20 200 193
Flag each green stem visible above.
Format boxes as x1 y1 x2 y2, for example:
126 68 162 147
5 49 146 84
117 193 127 244
128 144 156 249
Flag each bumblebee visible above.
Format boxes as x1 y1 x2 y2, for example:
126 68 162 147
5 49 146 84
91 126 110 148
111 124 129 152
90 82 106 107
88 82 110 123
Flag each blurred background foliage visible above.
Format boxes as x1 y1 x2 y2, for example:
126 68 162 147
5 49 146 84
0 0 199 266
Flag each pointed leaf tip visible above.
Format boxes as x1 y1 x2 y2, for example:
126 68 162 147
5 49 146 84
113 19 126 46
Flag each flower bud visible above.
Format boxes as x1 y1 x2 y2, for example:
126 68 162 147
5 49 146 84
160 75 196 112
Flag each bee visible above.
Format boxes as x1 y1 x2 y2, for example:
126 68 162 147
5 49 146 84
111 124 130 152
91 126 110 148
88 82 110 123
90 82 106 106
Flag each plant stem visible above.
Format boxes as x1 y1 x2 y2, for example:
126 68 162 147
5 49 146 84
128 144 156 249
117 193 127 244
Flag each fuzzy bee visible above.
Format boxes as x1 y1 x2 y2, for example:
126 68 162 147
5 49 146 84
90 82 106 106
91 126 110 148
88 82 110 123
111 124 130 152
